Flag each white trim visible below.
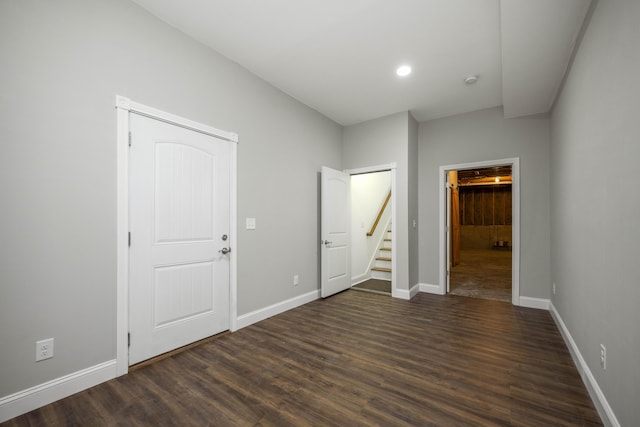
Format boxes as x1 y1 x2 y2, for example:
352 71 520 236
350 273 372 286
115 95 238 373
511 159 521 305
518 296 550 310
390 169 397 297
438 158 521 305
0 360 116 423
549 303 620 427
345 163 396 176
236 290 320 330
392 287 412 300
115 103 130 377
115 96 238 142
418 282 443 295
229 143 238 331
409 283 421 299
344 164 399 300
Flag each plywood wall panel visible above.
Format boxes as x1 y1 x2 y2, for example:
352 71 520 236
459 185 512 226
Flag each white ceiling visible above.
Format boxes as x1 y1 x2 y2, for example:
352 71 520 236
131 0 591 126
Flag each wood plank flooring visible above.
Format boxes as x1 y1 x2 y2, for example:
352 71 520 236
3 291 601 426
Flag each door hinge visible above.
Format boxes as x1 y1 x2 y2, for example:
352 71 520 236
128 232 131 247
128 132 132 147
128 333 131 347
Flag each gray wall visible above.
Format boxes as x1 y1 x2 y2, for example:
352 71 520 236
342 112 412 291
0 0 342 398
418 107 551 299
550 0 640 424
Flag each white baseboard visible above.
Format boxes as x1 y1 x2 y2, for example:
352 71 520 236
236 289 320 330
392 284 420 300
0 360 117 423
418 283 444 295
518 296 550 310
549 303 619 427
409 284 420 299
392 287 411 300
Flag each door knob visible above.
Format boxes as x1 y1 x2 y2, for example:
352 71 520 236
219 247 231 255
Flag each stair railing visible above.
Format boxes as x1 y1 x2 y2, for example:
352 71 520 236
367 190 391 236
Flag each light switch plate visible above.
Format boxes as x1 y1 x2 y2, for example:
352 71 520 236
246 218 256 230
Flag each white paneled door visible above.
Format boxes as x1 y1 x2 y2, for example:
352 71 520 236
129 114 230 365
321 166 351 298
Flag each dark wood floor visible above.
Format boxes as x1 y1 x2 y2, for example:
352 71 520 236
3 291 601 426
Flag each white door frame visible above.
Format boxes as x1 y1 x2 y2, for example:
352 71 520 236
438 158 520 305
345 163 397 298
445 176 452 293
115 96 238 376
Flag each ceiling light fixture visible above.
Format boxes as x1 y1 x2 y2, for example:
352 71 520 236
464 75 478 85
396 65 412 77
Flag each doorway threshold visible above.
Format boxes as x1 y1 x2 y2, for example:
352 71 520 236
351 279 391 296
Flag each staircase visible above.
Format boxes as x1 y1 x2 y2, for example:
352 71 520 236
371 225 392 281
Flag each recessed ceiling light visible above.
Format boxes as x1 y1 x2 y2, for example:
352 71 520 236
396 65 412 77
464 75 478 85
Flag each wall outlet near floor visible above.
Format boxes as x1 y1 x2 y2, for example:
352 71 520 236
600 344 606 370
552 282 556 295
35 338 54 362
293 274 299 286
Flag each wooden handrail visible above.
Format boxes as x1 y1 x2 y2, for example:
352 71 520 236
367 190 391 236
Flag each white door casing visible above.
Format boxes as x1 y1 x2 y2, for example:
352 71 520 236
321 166 351 298
116 96 238 375
345 164 397 297
446 175 452 293
128 113 232 365
438 158 520 304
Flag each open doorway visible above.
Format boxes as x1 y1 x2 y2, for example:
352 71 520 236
448 166 512 302
439 158 520 305
348 167 395 296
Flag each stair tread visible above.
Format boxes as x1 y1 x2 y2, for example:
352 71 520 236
372 267 392 272
380 248 391 251
376 257 392 261
384 239 391 241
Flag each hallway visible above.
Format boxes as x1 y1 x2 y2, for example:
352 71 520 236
450 249 512 302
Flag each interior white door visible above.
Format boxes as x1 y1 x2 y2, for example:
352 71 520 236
129 114 230 365
321 166 351 298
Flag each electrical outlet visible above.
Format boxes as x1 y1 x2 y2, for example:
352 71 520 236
600 344 606 369
35 338 54 362
293 274 299 286
553 282 556 295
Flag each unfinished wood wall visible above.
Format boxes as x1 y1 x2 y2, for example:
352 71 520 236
459 185 512 226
